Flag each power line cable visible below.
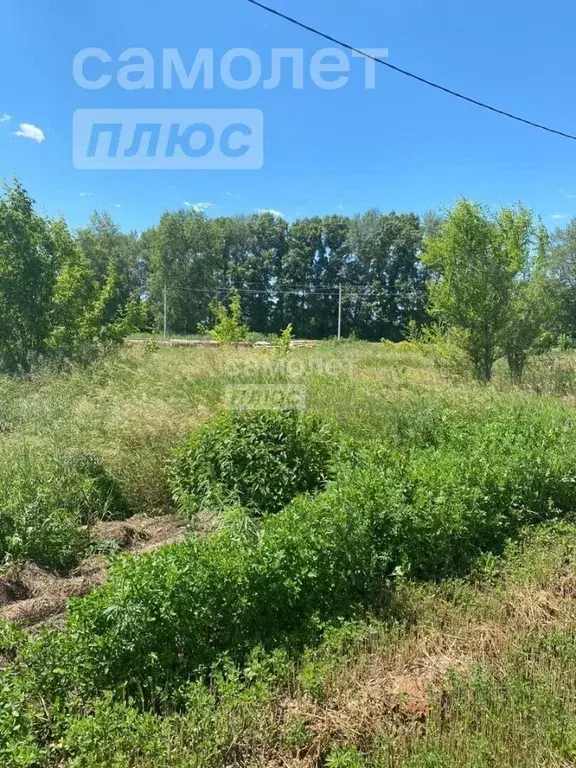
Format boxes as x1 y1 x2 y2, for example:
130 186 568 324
177 285 414 298
246 0 576 142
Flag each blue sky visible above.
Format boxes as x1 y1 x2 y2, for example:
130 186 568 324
1 0 576 231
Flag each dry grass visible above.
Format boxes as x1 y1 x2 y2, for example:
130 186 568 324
252 528 576 767
0 513 187 628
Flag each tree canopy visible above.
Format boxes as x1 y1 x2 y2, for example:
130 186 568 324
1 178 575 381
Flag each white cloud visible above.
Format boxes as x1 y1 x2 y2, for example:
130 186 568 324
337 204 345 211
0 114 10 123
114 203 122 209
184 201 214 213
14 122 45 143
551 213 570 220
256 208 285 218
79 191 95 197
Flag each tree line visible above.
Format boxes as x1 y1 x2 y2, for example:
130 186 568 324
2 178 576 380
144 205 430 341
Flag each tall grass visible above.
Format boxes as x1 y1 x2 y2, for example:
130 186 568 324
1 341 575 526
2 342 576 764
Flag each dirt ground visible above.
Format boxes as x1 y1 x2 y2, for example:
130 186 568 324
0 514 187 629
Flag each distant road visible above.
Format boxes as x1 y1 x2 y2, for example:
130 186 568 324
127 339 317 348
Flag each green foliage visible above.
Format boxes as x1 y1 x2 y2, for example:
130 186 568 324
501 225 559 382
0 450 127 569
147 208 224 336
198 289 249 344
6 344 576 764
413 323 473 379
4 375 576 763
0 181 145 374
62 694 165 768
214 212 287 334
146 208 427 340
48 220 145 366
169 408 335 516
0 180 57 374
5 522 576 767
274 323 294 353
345 210 428 341
549 216 576 341
19 402 572 699
0 620 25 661
76 211 146 310
0 665 47 767
326 745 367 768
424 200 553 382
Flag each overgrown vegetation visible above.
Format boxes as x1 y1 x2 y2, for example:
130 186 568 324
0 450 127 569
197 289 249 344
169 408 335 516
424 200 559 382
1 342 576 765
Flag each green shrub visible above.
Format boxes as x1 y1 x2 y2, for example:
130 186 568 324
169 409 335 516
197 289 249 345
0 450 128 569
54 466 391 695
0 660 49 768
32 405 576 698
62 694 165 768
274 323 294 354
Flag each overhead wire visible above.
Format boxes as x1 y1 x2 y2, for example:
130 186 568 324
246 0 576 141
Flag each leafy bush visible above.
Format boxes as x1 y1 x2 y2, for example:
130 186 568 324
0 450 128 569
36 405 576 697
274 323 294 354
59 479 382 694
0 664 47 767
169 409 335 516
197 289 249 344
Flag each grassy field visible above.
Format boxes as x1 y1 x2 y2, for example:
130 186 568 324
2 341 576 765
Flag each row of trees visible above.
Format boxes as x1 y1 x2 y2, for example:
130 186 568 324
3 178 576 380
144 207 430 340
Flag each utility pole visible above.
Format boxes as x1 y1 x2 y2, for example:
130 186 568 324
163 284 168 340
337 283 342 341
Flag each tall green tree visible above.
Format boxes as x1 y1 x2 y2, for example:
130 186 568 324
501 225 558 382
214 212 287 334
346 211 426 341
424 200 541 382
47 219 97 360
49 219 143 362
548 217 576 340
76 212 145 312
310 215 351 338
147 208 223 334
0 180 57 373
279 217 325 338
